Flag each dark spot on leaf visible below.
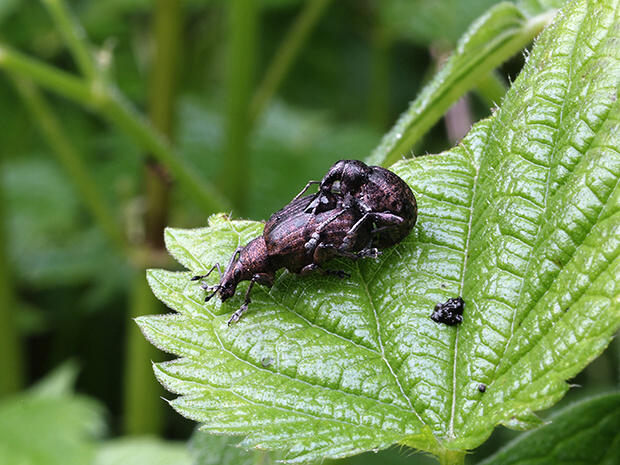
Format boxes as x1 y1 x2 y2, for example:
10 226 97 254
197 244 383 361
430 297 465 326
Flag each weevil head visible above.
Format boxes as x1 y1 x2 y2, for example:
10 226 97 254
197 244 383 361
320 159 369 196
217 237 270 302
217 263 245 302
215 253 243 302
218 279 236 302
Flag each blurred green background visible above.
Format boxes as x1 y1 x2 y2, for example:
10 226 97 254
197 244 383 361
1 0 616 464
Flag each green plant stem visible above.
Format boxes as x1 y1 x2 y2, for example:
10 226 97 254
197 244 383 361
122 0 184 436
123 270 165 435
0 45 93 102
248 0 332 126
143 0 183 250
367 23 392 130
222 0 258 213
12 77 128 255
0 44 229 215
369 9 556 167
474 71 508 109
0 170 24 397
40 0 96 80
439 450 465 465
149 0 182 139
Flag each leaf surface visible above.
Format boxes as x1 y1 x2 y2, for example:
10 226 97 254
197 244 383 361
140 0 620 461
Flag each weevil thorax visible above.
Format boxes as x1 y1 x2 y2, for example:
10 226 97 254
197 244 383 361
218 236 270 302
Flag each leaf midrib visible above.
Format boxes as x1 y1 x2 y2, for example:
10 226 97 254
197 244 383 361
448 141 481 439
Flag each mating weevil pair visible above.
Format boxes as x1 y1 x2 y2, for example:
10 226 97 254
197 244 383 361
192 159 418 325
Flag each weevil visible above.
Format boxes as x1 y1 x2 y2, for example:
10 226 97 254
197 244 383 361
296 159 417 250
193 193 379 324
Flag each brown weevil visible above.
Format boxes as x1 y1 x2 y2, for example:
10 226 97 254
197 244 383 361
193 193 379 325
194 159 417 324
296 159 417 249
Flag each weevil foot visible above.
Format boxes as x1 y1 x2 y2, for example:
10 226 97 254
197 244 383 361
227 303 250 325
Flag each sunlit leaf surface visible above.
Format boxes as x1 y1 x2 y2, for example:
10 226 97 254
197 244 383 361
139 0 620 461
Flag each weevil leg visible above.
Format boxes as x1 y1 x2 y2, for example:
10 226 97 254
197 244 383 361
190 264 223 301
368 211 405 227
292 180 320 201
314 242 358 261
341 211 404 250
200 247 244 302
191 263 221 281
322 269 350 279
299 263 320 276
299 262 350 279
227 272 274 325
356 246 382 259
304 208 348 254
228 303 249 326
228 280 256 325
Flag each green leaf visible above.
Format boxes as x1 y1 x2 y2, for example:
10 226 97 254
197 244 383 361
478 392 620 465
140 0 620 462
190 429 284 465
381 0 504 45
0 363 106 465
369 1 560 167
94 437 192 465
0 0 21 25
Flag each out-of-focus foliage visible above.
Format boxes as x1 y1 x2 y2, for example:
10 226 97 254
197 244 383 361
0 363 105 465
381 0 503 44
1 0 618 465
94 437 192 465
479 393 620 465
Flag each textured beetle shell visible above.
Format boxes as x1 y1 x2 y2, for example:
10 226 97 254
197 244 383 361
263 194 370 273
362 166 417 248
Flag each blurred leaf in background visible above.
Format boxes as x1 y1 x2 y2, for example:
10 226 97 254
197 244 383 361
381 0 503 45
478 393 620 465
0 363 105 465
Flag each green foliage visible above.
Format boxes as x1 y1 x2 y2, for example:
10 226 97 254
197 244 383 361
2 157 118 286
94 437 192 465
478 393 620 465
190 429 284 465
381 0 503 44
141 0 620 463
0 363 105 465
0 363 195 465
369 0 560 166
0 0 21 25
